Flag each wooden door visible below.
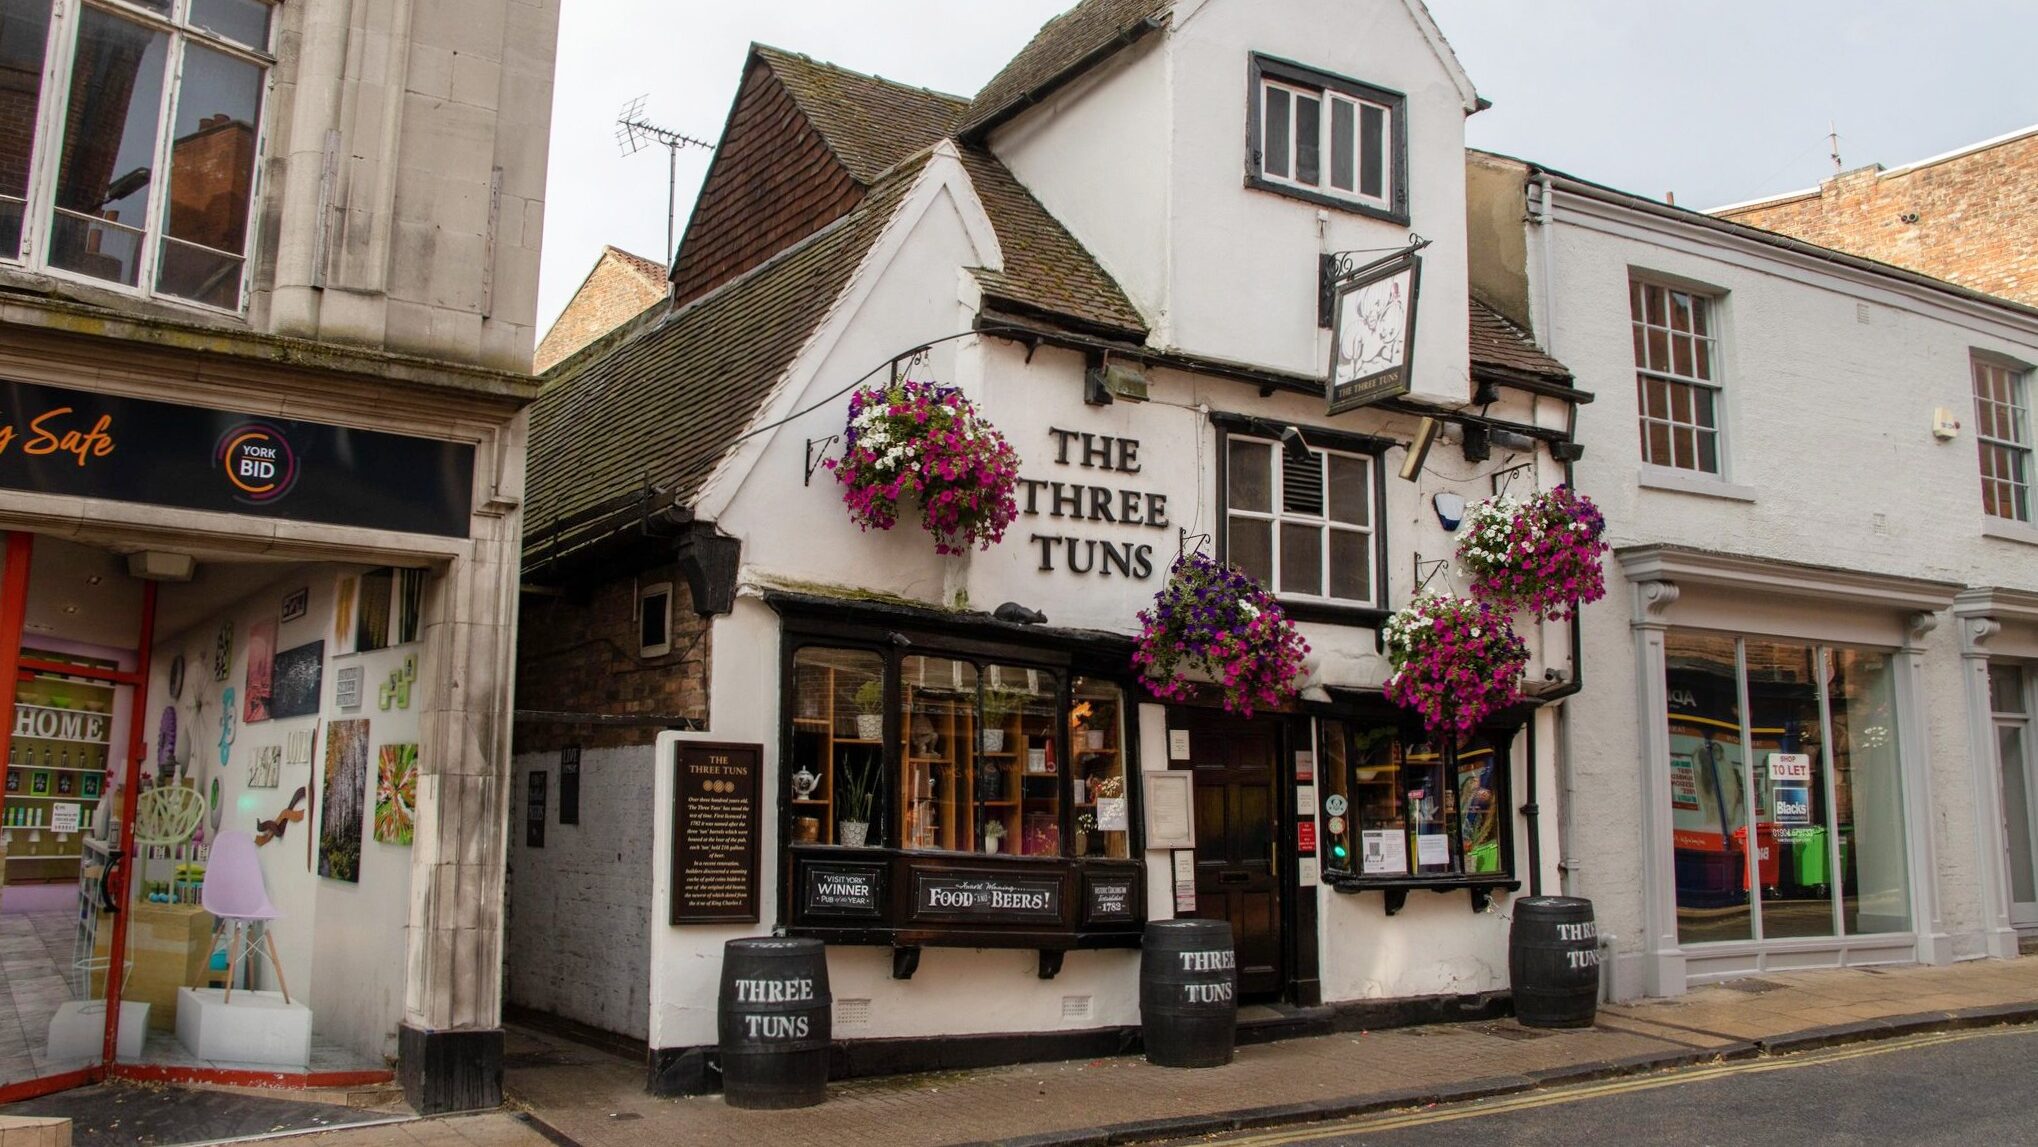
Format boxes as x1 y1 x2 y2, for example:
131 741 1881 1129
1186 715 1283 998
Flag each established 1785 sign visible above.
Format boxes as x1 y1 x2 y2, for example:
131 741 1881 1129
1327 252 1422 415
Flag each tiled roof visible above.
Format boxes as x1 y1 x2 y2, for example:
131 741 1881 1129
1468 297 1570 383
525 161 923 531
961 0 1172 137
960 146 1147 337
604 245 670 285
755 45 968 183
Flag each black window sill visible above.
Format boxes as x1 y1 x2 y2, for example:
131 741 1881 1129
1323 872 1521 915
1278 600 1388 628
1244 174 1410 226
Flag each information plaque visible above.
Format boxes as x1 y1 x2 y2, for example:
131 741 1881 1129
670 741 763 924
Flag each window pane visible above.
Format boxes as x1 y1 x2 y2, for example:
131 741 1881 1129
1328 528 1370 602
1669 380 1693 424
1645 420 1671 466
1694 387 1717 429
0 0 50 259
789 647 886 848
1666 631 1751 943
1281 449 1323 515
1697 427 1720 475
1228 438 1272 513
1073 678 1130 860
638 591 667 650
1327 454 1370 526
1405 737 1455 874
1229 516 1272 585
1329 97 1354 191
1672 425 1695 470
190 0 272 49
1669 291 1692 334
1672 333 1693 378
901 656 979 853
156 238 241 308
50 9 168 286
1457 735 1502 874
1992 665 2027 714
2001 724 2036 906
1747 640 1834 940
1691 296 1710 337
1646 326 1668 372
1645 377 1668 419
1293 92 1320 186
1831 649 1909 936
1358 102 1384 199
1263 85 1289 179
1695 336 1713 380
1645 283 1666 326
1348 725 1403 875
1279 522 1321 596
980 663 1061 857
164 43 260 256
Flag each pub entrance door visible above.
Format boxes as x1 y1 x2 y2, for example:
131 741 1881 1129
1184 712 1284 999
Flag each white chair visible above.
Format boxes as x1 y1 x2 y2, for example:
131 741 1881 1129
200 830 290 1004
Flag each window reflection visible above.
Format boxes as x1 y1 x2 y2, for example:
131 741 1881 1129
0 0 50 259
158 41 262 306
49 8 167 287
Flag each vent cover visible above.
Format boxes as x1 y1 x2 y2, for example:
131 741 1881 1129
1060 995 1093 1022
1282 450 1324 515
837 998 872 1026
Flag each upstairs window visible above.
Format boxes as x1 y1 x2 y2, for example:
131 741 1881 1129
1632 278 1723 474
1247 54 1406 221
0 0 272 311
1974 355 2032 522
1222 431 1378 608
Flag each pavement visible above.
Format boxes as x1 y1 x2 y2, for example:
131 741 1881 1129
40 956 2038 1147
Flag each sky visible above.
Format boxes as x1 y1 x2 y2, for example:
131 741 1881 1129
536 1 2038 331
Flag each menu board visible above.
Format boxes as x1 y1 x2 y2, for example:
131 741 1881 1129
670 741 763 924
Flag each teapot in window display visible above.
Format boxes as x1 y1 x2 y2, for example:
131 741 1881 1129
790 766 819 801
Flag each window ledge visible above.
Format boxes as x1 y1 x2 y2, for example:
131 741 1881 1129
1637 466 1757 503
1322 872 1520 915
1280 600 1389 628
1983 518 2038 546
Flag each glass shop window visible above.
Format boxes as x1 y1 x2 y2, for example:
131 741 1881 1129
1318 720 1509 881
786 644 1133 859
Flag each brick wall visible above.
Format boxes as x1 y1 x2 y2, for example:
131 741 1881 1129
534 249 667 373
1718 131 2038 308
513 562 710 755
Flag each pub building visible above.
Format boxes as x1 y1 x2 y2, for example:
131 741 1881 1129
512 0 1593 1091
0 0 558 1117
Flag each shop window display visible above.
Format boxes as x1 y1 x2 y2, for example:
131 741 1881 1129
1318 719 1510 884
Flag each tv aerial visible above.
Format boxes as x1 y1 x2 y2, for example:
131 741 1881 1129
615 95 716 264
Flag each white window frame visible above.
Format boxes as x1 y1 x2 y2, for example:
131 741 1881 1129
1248 54 1404 221
1973 355 2032 523
1223 434 1378 608
12 0 275 315
1631 278 1725 476
638 581 673 658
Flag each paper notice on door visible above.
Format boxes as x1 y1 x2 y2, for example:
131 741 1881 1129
1417 833 1451 869
1096 796 1128 831
1168 729 1191 760
1297 856 1320 887
1361 829 1407 875
1173 849 1196 912
1296 785 1318 817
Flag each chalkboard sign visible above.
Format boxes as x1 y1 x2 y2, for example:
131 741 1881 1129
526 771 546 848
670 741 763 924
559 746 581 825
801 862 884 918
1084 871 1138 923
910 871 1062 923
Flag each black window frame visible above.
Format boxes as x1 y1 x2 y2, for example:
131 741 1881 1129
1245 53 1410 224
1212 412 1391 628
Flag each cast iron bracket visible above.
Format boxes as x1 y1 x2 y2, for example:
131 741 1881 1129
1037 950 1065 980
891 945 922 981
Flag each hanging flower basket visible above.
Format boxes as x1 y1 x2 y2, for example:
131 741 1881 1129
1382 593 1529 735
1455 485 1609 621
825 379 1021 555
1133 552 1310 718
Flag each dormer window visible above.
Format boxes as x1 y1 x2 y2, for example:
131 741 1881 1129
1247 54 1407 222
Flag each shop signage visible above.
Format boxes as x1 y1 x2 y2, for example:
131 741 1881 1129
1019 428 1169 580
670 741 763 924
1768 753 1812 782
0 379 475 537
558 746 581 826
1084 872 1138 923
14 705 106 743
1297 820 1317 853
1326 252 1421 415
525 771 546 848
801 862 884 918
910 871 1062 923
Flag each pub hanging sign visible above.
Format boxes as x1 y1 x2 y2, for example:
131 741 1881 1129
1326 250 1423 415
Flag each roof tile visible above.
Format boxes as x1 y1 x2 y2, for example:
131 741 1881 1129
961 0 1171 136
1468 297 1570 383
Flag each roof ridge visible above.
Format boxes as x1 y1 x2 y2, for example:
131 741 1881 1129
752 42 970 106
601 245 670 283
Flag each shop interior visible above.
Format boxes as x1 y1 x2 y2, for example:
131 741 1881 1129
0 535 423 1094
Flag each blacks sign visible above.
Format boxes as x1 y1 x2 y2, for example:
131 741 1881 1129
670 741 763 925
0 379 475 537
910 871 1063 923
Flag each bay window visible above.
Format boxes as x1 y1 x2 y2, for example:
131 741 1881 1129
0 0 270 310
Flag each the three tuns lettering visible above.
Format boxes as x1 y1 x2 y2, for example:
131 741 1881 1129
1557 920 1601 970
734 978 816 1039
1179 949 1237 1004
1023 428 1168 580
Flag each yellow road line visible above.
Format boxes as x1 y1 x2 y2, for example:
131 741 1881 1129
1204 1025 2030 1145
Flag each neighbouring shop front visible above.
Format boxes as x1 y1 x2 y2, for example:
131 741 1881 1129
0 317 526 1115
1620 547 1958 990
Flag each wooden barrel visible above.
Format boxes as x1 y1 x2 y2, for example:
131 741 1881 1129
1508 896 1600 1028
717 937 832 1108
1140 919 1238 1068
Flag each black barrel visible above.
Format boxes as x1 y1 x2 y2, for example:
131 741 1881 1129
1508 896 1600 1028
718 937 832 1108
1140 919 1238 1068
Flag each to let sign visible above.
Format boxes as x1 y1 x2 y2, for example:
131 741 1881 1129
670 741 763 924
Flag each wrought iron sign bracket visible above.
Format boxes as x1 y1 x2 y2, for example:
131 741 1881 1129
1319 234 1430 327
891 944 922 980
804 434 840 487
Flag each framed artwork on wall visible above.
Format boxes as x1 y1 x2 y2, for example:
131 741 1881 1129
244 619 277 723
270 642 325 719
319 719 370 883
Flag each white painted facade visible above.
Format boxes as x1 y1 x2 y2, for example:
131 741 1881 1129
1505 164 2038 998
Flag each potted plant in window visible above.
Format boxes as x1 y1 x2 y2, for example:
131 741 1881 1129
982 819 1007 854
980 685 1025 752
838 752 879 848
1455 485 1609 621
1133 551 1310 717
1381 593 1530 734
1074 810 1098 856
1069 701 1107 750
825 378 1023 555
852 679 885 741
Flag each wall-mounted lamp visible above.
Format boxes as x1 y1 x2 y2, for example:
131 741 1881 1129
1280 425 1313 464
1398 416 1441 482
1550 440 1586 462
1433 492 1467 531
1460 424 1492 462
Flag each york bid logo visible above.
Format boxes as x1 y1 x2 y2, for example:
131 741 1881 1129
215 423 299 504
